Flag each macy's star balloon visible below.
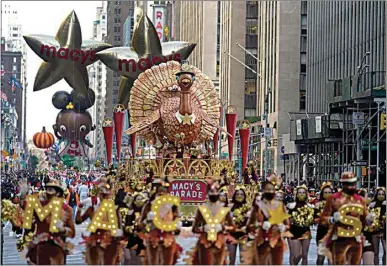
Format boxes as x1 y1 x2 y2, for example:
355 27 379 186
96 8 196 107
23 10 112 95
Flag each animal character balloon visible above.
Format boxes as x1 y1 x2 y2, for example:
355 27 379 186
52 90 95 157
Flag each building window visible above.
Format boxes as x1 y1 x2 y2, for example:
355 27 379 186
301 36 307 52
300 73 306 91
114 17 121 23
114 27 121 33
12 34 17 37
115 1 121 5
301 15 307 29
301 1 307 15
12 65 17 71
114 36 121 42
114 8 121 15
300 93 306 110
13 57 16 63
300 64 306 73
244 108 256 118
12 27 18 31
301 53 306 64
102 15 106 19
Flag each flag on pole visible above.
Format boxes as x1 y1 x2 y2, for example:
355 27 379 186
1 91 8 102
8 76 22 91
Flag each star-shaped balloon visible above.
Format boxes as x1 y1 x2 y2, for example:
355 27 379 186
23 10 112 94
96 8 196 108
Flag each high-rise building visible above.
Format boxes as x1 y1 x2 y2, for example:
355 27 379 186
1 48 26 152
306 1 385 113
257 1 305 175
219 1 247 118
1 3 27 158
175 1 219 94
1 4 26 54
105 0 134 119
88 2 108 161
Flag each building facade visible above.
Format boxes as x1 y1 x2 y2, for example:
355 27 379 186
219 1 247 118
1 3 28 161
257 1 305 176
1 48 26 158
105 0 134 119
306 1 385 113
285 1 387 186
88 2 108 161
175 1 219 93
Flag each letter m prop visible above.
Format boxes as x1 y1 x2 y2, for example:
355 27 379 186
23 195 64 233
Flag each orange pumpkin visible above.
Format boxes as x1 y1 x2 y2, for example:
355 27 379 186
33 127 55 149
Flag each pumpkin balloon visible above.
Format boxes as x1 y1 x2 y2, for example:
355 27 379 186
33 127 55 149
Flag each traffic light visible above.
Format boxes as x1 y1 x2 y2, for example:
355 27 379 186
381 113 386 130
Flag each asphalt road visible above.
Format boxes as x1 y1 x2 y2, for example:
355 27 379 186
1 223 383 265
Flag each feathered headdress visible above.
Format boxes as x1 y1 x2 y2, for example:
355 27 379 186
234 184 246 192
320 181 333 191
294 184 308 196
266 174 283 189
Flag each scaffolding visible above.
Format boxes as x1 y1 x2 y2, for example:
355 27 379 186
288 71 386 188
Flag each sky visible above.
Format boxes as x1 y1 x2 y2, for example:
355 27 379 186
5 1 101 140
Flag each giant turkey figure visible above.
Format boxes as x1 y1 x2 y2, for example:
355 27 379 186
125 61 221 149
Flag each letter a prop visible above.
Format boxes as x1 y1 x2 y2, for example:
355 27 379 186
199 205 230 241
151 195 180 232
23 195 63 233
88 199 119 235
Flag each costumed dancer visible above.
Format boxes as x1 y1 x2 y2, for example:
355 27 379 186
219 185 230 207
275 190 285 202
139 179 182 265
357 188 374 265
319 172 375 265
123 190 148 264
76 179 124 265
314 182 333 265
227 185 250 265
287 185 315 265
190 181 235 265
367 187 386 265
25 179 75 265
245 175 289 265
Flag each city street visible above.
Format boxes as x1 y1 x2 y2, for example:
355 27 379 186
6 221 381 265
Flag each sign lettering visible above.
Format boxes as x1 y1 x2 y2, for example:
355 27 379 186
169 180 207 202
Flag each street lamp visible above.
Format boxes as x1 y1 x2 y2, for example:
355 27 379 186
264 88 272 179
355 51 371 186
218 100 228 159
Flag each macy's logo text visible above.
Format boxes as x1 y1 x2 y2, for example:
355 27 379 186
118 53 181 72
40 45 96 64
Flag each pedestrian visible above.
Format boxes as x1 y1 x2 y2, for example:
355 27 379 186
66 187 80 221
78 181 89 202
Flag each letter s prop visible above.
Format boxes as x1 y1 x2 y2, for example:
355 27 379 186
88 199 120 236
23 195 63 233
337 204 364 237
151 195 180 232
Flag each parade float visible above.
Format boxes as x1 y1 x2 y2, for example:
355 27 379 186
96 10 258 220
